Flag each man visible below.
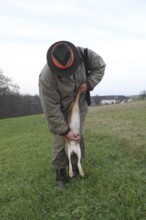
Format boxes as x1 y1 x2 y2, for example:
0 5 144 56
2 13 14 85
39 40 106 188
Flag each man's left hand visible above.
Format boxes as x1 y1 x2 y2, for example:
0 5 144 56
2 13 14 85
78 83 88 93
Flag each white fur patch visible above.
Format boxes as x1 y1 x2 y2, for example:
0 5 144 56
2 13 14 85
69 112 80 135
69 141 80 155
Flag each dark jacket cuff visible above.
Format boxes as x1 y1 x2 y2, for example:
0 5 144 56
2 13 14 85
85 80 93 91
60 127 70 136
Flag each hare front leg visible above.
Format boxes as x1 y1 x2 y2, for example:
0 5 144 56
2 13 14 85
66 145 74 178
76 145 84 177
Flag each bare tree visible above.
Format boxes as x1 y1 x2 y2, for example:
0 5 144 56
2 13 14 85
0 69 42 118
0 69 19 95
0 70 20 118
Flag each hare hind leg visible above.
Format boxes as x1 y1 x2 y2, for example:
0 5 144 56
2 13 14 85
76 144 84 177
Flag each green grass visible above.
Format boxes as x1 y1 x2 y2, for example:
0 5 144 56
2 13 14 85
0 101 146 220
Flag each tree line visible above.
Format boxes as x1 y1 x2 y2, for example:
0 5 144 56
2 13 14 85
1 69 146 119
0 70 42 119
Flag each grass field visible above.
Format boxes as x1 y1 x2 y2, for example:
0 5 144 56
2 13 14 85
0 101 146 220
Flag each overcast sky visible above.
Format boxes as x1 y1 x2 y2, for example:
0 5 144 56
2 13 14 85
0 0 146 96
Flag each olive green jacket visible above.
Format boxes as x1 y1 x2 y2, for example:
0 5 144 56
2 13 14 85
39 47 106 135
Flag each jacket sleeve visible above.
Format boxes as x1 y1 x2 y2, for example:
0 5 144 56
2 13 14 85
85 49 106 91
39 71 69 135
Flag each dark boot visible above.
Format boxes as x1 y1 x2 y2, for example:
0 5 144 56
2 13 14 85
72 165 79 178
56 169 68 189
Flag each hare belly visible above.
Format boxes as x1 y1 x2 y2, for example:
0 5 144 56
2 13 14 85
69 114 80 135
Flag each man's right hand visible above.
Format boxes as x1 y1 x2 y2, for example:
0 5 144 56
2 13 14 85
65 131 80 141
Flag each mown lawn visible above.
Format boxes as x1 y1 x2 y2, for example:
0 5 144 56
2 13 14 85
0 101 146 220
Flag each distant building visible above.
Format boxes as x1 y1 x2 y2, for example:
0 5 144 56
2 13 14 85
100 99 116 105
91 95 132 106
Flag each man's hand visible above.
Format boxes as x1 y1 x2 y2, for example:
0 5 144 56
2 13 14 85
78 83 88 93
65 131 80 141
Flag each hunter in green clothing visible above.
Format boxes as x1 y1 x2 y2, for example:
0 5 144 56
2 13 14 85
39 40 106 188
